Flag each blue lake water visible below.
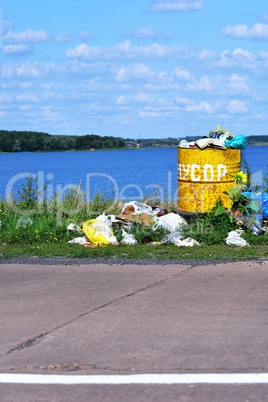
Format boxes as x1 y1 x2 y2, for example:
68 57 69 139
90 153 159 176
0 146 267 202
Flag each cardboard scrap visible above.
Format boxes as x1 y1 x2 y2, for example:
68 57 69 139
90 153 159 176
115 213 154 226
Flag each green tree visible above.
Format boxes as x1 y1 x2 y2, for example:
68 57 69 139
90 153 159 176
12 140 21 152
43 139 52 151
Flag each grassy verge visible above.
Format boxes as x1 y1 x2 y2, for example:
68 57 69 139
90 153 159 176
1 174 268 261
0 243 267 261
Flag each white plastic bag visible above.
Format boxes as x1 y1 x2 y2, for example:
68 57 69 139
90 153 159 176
16 215 33 228
95 214 117 227
162 232 200 247
121 201 153 215
180 238 200 247
67 223 81 232
121 229 137 245
68 236 90 245
82 219 117 245
162 232 183 244
226 230 249 246
153 213 187 233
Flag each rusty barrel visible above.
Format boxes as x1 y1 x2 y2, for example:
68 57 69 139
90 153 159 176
177 146 241 215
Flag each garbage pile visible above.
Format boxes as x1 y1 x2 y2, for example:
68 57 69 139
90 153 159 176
179 125 247 150
67 195 268 248
68 201 200 248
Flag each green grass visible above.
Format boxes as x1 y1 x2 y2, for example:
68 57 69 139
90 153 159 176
1 173 268 261
0 242 267 261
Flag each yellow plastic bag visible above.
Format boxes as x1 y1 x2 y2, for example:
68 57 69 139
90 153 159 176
82 219 113 245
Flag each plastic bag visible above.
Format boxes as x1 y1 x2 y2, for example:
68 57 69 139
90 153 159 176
121 229 137 245
224 135 247 150
121 201 153 215
153 213 187 233
67 223 81 232
242 191 268 218
209 126 233 139
68 236 90 245
16 215 33 228
226 230 249 246
82 219 116 245
162 232 200 247
95 214 118 227
162 232 183 245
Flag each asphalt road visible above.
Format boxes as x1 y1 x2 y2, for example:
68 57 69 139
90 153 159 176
0 259 267 401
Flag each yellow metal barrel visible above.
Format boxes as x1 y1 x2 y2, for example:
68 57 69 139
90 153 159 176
177 146 241 214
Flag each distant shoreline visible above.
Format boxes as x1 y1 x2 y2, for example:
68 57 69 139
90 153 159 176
0 146 179 154
1 143 268 155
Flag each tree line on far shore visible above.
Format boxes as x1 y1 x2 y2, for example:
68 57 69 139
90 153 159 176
0 130 126 152
0 130 268 153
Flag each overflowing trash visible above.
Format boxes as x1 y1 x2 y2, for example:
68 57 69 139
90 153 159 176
68 202 199 248
179 125 247 150
66 125 266 249
67 187 267 247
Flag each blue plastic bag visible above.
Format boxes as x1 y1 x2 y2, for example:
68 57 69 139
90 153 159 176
224 135 247 150
242 191 268 218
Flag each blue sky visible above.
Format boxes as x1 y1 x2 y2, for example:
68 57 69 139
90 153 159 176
1 0 268 138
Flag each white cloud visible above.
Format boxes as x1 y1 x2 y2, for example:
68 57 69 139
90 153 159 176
124 27 171 41
3 80 33 90
39 106 61 121
216 48 255 69
16 93 40 103
199 49 216 60
152 0 203 12
2 19 13 35
55 33 75 44
129 27 159 40
2 65 14 79
3 62 55 79
222 23 268 40
3 29 50 44
3 44 32 56
66 43 104 60
66 41 188 61
185 100 215 113
115 92 154 106
16 63 42 78
198 47 260 72
174 67 194 81
114 63 156 82
158 71 174 84
115 96 127 105
0 93 14 103
174 96 191 105
228 74 249 94
227 100 249 114
138 110 161 118
186 76 212 91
